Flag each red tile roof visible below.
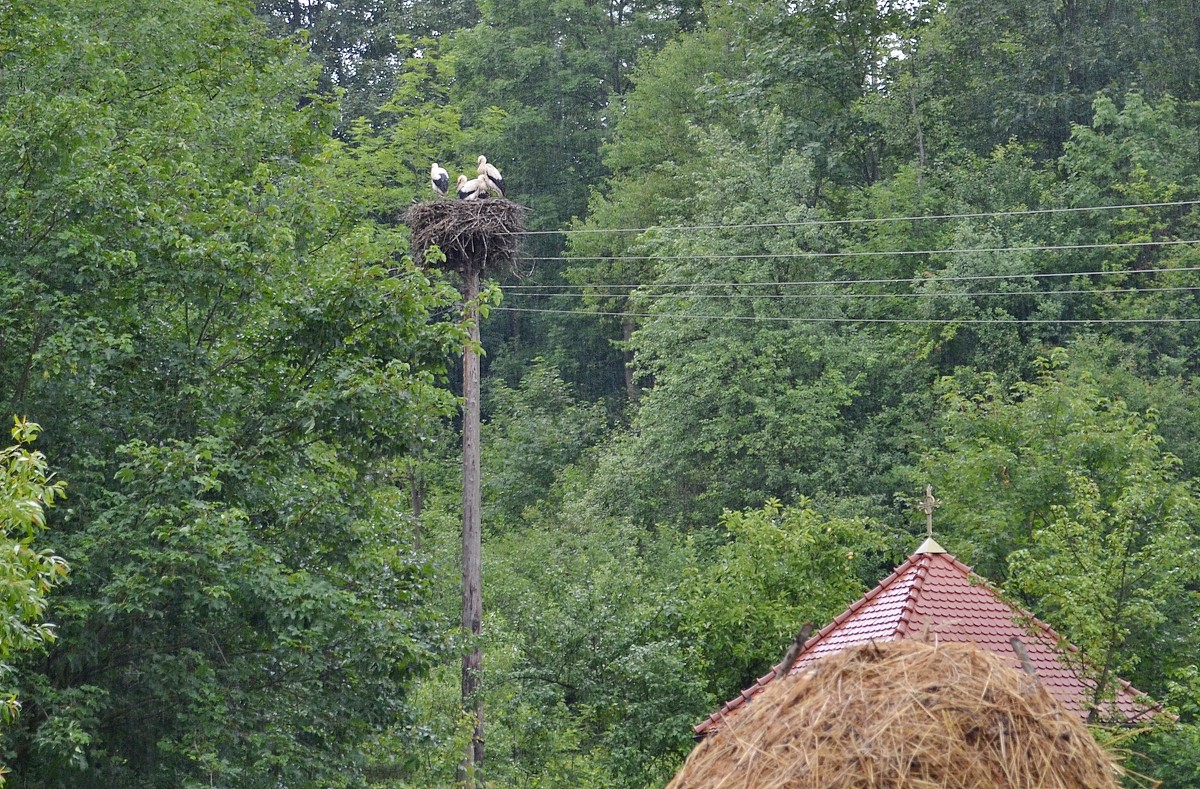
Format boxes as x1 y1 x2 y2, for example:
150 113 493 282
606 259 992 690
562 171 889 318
694 544 1157 736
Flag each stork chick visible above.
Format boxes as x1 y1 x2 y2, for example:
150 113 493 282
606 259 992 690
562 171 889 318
456 174 485 200
476 155 504 197
430 163 450 197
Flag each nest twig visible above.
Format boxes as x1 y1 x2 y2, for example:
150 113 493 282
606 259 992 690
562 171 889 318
404 199 527 275
668 640 1123 789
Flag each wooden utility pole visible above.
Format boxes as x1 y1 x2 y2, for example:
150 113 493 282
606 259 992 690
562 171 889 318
403 196 525 789
460 264 484 786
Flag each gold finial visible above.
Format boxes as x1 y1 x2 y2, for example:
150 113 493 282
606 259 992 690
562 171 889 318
915 485 946 554
919 484 941 538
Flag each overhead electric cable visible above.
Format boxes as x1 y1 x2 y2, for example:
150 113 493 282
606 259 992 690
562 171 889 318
501 284 1200 301
495 306 1200 325
517 198 1200 236
519 237 1200 263
502 265 1200 292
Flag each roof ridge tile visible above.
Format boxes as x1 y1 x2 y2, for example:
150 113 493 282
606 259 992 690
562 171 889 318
893 554 931 638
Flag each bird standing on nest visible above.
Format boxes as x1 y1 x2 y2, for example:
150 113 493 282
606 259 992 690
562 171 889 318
430 163 450 197
456 174 486 200
476 155 505 197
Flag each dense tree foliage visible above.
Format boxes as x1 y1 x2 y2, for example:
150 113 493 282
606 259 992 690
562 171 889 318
254 0 480 129
0 421 67 733
5 0 1200 785
2 0 462 784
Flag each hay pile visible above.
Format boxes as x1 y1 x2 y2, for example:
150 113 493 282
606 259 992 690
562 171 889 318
668 640 1121 789
404 199 526 274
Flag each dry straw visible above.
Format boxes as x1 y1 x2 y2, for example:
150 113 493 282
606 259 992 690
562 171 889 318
405 199 527 275
668 640 1122 789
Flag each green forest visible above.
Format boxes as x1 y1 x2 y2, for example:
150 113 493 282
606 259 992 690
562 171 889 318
3 0 1200 785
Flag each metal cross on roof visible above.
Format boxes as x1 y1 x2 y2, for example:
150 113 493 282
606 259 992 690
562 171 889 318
919 484 941 538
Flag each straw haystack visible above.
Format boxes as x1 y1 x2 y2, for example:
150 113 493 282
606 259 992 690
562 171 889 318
668 640 1121 789
404 199 526 274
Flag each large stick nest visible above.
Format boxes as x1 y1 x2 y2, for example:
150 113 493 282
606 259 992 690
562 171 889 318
405 199 527 275
668 640 1122 789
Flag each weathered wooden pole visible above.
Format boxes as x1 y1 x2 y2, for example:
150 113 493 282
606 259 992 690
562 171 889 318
403 198 525 789
460 263 484 786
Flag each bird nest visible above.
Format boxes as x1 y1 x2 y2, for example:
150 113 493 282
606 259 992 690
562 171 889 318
404 199 527 275
667 640 1122 789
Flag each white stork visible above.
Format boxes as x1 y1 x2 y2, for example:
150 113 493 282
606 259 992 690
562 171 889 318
430 163 450 197
476 155 504 197
456 174 485 200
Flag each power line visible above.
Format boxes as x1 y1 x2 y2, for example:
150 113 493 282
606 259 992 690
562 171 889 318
503 264 1200 291
495 306 1200 325
519 198 1200 237
502 284 1200 301
518 237 1200 263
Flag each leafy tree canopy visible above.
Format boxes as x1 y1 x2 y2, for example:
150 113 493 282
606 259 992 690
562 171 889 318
1 0 463 784
0 420 67 735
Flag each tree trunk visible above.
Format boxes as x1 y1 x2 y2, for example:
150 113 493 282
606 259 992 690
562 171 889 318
621 317 639 406
459 266 484 786
407 459 424 550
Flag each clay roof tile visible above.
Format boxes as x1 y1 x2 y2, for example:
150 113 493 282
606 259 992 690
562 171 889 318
693 545 1156 736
